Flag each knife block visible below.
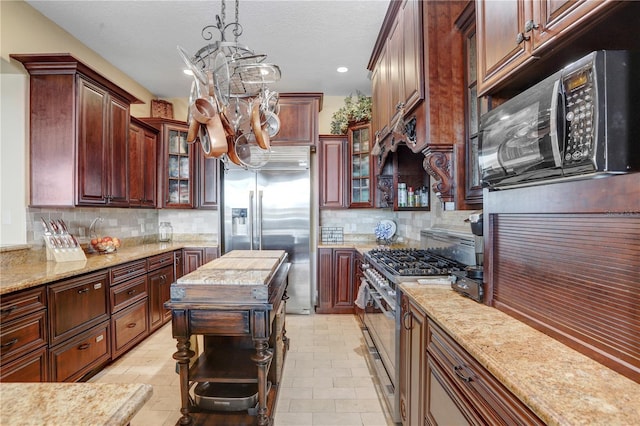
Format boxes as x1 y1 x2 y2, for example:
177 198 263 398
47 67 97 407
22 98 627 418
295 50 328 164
44 237 87 262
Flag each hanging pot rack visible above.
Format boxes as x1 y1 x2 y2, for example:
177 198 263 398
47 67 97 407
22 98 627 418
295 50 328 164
178 0 281 169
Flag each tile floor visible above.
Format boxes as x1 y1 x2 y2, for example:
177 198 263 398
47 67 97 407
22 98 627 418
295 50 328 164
89 313 395 425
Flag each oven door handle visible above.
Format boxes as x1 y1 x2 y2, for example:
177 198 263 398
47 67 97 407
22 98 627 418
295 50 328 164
366 283 395 319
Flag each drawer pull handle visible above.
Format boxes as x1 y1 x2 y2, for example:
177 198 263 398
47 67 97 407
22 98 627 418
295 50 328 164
127 289 137 295
0 306 17 316
77 288 90 294
453 365 472 383
1 338 18 348
127 322 137 328
77 343 90 350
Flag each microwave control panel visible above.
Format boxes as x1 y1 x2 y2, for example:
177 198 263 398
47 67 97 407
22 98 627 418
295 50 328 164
563 67 595 166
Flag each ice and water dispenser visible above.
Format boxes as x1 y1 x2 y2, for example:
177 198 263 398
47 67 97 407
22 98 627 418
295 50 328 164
231 208 248 236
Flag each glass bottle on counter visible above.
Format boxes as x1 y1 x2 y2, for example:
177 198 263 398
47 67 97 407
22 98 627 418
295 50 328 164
407 186 415 207
159 222 173 242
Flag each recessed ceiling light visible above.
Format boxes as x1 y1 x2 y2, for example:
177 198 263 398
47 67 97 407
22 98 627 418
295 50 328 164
337 67 348 73
183 69 193 76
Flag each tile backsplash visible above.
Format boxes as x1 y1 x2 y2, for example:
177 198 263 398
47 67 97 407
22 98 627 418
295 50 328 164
27 207 219 247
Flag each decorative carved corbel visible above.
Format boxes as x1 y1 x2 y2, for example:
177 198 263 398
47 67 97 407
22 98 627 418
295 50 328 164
376 175 394 208
423 145 454 202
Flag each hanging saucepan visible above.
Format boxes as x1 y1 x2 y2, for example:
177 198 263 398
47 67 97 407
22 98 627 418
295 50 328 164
262 110 281 138
191 98 227 158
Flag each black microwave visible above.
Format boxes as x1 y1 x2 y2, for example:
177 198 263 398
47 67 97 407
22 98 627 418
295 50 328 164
478 50 640 189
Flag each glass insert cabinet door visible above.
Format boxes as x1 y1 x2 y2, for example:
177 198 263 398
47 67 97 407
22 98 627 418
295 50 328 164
348 121 373 207
166 126 192 207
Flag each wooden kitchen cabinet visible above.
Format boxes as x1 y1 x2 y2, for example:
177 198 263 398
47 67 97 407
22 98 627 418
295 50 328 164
47 271 111 381
11 54 141 207
195 143 220 210
109 261 149 360
147 252 175 331
426 319 544 425
369 0 424 144
174 250 184 279
399 294 426 426
0 287 48 382
129 117 159 208
316 248 356 314
476 0 624 95
270 93 322 146
318 134 348 209
348 121 374 208
140 118 194 208
182 247 219 276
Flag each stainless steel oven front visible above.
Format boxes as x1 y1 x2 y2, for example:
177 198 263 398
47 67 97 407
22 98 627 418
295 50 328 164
360 265 401 423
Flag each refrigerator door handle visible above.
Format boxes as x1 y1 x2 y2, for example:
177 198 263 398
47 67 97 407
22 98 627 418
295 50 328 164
249 190 255 250
258 190 263 250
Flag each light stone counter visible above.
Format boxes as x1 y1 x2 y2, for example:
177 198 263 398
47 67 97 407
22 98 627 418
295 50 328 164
400 282 640 425
0 382 152 425
0 242 218 295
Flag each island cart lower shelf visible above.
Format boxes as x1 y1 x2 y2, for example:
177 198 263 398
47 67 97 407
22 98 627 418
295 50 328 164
166 250 290 426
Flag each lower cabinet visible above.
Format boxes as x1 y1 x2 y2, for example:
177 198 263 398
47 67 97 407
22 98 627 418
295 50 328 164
110 273 149 360
399 294 427 426
182 247 219 275
399 293 544 425
47 271 111 381
0 286 48 382
49 321 110 382
316 248 357 314
148 261 174 332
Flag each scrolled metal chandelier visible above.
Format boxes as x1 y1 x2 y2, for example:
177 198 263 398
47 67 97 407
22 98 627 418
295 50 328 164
178 0 281 169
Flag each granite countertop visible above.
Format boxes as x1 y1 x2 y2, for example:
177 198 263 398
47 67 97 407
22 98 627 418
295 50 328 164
0 382 152 425
400 282 640 425
0 242 218 295
176 250 285 286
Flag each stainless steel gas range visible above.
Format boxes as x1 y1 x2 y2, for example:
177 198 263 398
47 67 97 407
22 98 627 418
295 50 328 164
359 229 478 423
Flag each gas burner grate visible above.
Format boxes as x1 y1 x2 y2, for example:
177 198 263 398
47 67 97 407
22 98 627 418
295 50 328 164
367 248 465 277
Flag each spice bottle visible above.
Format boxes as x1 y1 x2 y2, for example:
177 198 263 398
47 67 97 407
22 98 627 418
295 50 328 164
407 186 415 207
397 183 407 207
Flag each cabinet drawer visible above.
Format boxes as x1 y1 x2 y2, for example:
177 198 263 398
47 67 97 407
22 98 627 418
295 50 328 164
147 252 174 271
189 310 250 335
1 286 46 323
0 310 47 364
48 271 109 346
427 320 543 425
49 321 110 382
110 259 147 286
1 346 48 382
111 299 148 359
110 275 148 313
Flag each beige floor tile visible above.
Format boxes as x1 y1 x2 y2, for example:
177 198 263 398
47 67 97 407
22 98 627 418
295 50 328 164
90 314 396 425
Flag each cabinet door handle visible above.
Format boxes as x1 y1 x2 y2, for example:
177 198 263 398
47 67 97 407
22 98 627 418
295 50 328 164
77 288 90 294
453 365 472 383
524 19 539 33
402 311 413 330
126 322 137 329
77 343 90 350
515 32 529 45
1 338 18 348
127 289 137 295
0 305 17 316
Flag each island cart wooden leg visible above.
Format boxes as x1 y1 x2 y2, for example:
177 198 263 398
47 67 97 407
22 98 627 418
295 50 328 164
252 339 273 426
171 310 195 425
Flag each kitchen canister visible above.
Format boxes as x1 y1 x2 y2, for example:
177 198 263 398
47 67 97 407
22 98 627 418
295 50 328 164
397 183 407 207
159 222 173 242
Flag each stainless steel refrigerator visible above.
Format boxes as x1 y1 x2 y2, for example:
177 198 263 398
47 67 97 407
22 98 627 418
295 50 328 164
221 146 312 314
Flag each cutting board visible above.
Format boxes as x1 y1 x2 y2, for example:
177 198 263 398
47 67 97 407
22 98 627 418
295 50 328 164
221 250 286 259
200 257 278 271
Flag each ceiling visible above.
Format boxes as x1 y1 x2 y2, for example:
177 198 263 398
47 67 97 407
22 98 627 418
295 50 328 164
26 0 391 99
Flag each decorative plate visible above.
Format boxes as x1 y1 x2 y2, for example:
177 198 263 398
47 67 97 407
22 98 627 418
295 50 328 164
374 219 396 241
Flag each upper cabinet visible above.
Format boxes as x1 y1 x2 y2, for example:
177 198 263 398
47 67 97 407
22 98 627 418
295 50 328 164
128 117 158 208
11 54 142 208
319 134 348 209
369 0 424 145
477 0 630 96
270 93 322 147
348 121 374 208
369 1 468 207
139 118 194 209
